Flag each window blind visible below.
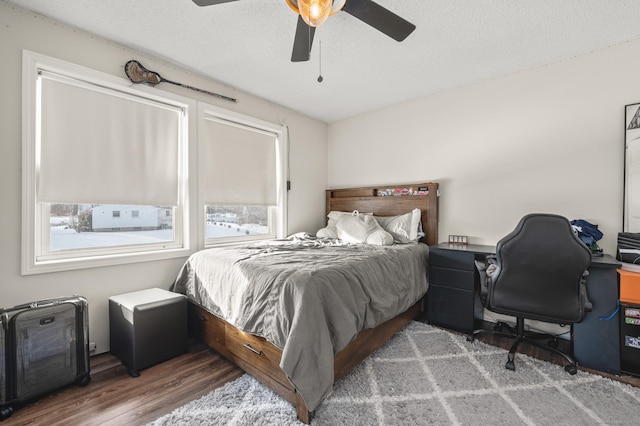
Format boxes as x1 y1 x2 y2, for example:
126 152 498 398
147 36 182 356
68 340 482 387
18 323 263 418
202 116 277 206
37 71 182 206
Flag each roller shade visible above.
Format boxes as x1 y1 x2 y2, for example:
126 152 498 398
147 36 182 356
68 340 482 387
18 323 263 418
37 71 182 206
202 116 277 206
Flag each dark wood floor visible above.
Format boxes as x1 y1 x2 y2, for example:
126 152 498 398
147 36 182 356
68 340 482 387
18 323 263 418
3 329 639 425
2 343 242 426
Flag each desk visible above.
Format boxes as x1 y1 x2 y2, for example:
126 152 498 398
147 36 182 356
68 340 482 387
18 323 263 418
427 243 621 374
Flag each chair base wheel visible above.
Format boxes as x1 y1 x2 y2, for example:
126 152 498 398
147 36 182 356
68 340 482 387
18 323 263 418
505 360 515 371
564 364 577 375
466 335 474 342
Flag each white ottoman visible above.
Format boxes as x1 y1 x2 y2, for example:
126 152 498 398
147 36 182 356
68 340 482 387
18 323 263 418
109 288 187 377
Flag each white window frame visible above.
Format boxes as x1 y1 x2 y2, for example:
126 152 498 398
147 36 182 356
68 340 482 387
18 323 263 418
198 103 288 247
21 51 194 274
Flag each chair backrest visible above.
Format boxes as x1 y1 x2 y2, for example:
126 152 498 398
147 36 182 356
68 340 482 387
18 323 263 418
488 213 592 324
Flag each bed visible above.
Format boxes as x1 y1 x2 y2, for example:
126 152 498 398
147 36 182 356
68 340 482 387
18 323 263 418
171 182 439 423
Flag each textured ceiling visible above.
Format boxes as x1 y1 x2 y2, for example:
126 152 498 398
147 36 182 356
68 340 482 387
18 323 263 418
6 0 640 123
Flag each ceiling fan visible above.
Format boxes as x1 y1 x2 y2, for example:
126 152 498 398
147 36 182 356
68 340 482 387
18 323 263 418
192 0 416 62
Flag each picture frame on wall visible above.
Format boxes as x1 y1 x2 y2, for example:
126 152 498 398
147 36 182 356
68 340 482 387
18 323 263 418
624 103 640 232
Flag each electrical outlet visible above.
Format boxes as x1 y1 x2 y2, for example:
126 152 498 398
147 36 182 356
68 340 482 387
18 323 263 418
89 342 97 352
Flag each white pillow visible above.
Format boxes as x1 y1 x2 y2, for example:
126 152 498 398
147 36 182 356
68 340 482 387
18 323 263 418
327 210 373 227
335 212 393 245
366 228 394 246
327 211 352 227
316 226 338 239
374 208 423 244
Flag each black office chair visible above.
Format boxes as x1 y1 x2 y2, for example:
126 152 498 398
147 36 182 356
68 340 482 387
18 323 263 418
473 213 592 374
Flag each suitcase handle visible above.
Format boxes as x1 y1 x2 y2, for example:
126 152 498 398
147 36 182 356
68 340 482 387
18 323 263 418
11 299 62 310
5 296 84 311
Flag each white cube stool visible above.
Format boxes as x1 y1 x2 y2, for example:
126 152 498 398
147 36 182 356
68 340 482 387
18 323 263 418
109 288 187 377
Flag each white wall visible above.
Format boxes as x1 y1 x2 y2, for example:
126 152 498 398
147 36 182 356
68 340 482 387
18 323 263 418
0 3 328 353
328 40 640 255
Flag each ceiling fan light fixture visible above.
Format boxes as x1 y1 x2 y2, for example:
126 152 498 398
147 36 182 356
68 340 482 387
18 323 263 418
298 0 333 27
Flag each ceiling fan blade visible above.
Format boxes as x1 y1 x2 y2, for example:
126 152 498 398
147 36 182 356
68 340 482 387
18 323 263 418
291 15 316 62
192 0 242 6
342 0 416 41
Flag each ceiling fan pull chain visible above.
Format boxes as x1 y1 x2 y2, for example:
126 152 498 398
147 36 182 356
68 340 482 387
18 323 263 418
317 30 323 83
308 23 312 57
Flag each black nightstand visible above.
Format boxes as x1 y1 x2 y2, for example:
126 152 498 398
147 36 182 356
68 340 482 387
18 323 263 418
427 243 494 334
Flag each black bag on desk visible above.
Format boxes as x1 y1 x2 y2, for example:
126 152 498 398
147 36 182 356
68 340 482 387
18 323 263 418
0 296 91 420
617 232 640 264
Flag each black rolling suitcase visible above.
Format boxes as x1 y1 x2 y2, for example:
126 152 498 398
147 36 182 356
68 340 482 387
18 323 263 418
0 296 91 420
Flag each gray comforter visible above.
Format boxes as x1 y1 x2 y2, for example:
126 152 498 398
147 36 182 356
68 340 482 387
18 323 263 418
171 233 429 411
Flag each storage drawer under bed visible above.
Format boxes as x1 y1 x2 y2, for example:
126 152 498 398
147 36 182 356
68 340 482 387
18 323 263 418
225 325 285 379
188 303 292 391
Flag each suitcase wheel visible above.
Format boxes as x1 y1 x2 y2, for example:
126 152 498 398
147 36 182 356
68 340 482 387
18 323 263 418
0 406 13 421
77 373 91 387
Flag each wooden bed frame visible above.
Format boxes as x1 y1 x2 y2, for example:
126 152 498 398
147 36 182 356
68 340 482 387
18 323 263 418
188 182 439 423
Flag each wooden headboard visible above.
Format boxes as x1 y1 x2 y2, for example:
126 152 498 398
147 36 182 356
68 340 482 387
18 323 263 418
326 182 439 246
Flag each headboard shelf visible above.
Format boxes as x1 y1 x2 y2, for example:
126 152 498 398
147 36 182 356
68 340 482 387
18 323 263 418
328 195 433 202
328 182 437 199
325 182 439 246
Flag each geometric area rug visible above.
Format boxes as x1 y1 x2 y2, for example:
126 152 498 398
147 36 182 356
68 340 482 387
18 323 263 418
149 321 640 425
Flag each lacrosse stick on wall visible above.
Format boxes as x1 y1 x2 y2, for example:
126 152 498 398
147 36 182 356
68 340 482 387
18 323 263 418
124 60 237 103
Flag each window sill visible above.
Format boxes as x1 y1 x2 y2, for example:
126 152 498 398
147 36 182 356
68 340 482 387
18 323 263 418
22 246 192 275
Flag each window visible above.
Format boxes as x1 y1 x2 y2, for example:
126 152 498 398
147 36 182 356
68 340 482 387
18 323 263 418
22 51 192 274
199 104 287 245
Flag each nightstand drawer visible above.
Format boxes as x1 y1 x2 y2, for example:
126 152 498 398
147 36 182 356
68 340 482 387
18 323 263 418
430 249 475 271
429 266 475 291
